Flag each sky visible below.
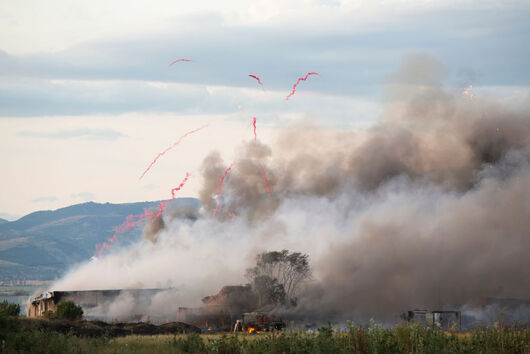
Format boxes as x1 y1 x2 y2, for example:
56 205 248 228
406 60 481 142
1 0 529 220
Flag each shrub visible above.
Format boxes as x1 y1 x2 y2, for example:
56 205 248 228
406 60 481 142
0 300 20 316
0 311 18 341
42 310 56 319
56 301 83 321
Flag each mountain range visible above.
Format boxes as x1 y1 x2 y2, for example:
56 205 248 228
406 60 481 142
0 199 199 283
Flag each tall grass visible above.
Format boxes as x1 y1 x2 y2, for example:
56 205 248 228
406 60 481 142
1 313 528 353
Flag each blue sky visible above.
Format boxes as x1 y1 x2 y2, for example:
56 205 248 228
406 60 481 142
1 0 529 219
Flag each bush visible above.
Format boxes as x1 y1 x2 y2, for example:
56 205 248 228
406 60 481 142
56 301 83 321
0 311 19 341
0 300 20 316
42 310 56 319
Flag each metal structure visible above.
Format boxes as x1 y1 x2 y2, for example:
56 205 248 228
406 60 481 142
406 309 461 330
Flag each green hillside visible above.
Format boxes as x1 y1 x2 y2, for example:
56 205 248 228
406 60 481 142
0 199 199 282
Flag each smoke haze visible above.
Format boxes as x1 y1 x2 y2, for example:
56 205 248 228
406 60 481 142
52 55 530 324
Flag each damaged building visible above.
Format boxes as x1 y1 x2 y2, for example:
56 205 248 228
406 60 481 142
178 285 286 332
27 285 287 331
26 289 165 321
178 285 258 331
177 285 285 331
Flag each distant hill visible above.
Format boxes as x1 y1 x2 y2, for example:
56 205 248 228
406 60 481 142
0 199 199 282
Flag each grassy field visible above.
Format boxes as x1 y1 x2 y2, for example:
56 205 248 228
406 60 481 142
1 314 529 353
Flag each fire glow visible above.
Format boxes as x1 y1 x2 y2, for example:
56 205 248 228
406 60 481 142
247 327 264 334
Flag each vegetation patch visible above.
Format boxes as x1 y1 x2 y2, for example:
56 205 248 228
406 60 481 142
2 312 528 353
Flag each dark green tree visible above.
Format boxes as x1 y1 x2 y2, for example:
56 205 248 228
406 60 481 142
246 249 311 306
56 301 83 320
252 275 287 307
0 300 20 316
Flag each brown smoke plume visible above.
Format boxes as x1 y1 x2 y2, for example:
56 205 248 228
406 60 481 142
54 54 529 324
194 54 530 319
142 205 200 243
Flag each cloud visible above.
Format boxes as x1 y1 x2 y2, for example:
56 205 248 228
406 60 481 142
0 1 528 117
18 128 125 140
31 196 59 203
92 5 530 89
71 192 95 201
0 77 381 123
0 1 484 54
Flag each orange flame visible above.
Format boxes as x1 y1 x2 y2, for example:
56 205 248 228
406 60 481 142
247 327 264 334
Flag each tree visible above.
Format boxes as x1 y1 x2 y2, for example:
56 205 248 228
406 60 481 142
252 275 286 307
56 301 83 320
0 301 20 316
246 249 311 306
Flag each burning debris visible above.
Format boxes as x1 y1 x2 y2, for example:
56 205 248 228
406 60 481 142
178 285 271 332
239 312 285 333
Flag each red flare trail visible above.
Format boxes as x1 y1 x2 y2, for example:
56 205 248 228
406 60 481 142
212 165 233 219
154 173 190 220
95 208 153 257
249 75 264 90
169 58 192 66
140 124 209 180
96 174 189 256
285 72 320 100
258 162 272 197
251 117 272 197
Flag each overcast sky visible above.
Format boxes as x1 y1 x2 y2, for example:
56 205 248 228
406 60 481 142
1 0 529 219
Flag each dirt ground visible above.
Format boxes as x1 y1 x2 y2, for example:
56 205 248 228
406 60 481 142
17 317 201 337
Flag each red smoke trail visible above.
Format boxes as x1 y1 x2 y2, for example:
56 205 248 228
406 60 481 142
251 117 272 197
169 58 192 66
258 162 272 197
95 208 154 257
285 72 320 100
252 117 257 141
96 174 189 256
249 75 264 90
153 173 190 220
140 124 209 180
212 165 233 219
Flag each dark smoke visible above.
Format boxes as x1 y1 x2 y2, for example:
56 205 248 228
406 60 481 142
192 54 530 320
142 205 200 243
142 213 165 243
